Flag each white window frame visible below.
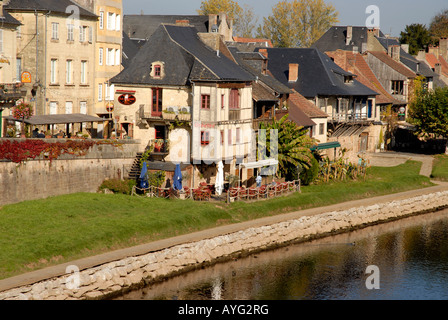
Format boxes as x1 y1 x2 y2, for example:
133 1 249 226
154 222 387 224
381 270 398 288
50 102 58 115
115 49 120 66
65 101 73 115
99 11 104 30
51 22 59 40
81 61 87 84
80 101 87 114
106 48 114 66
66 60 73 84
99 48 103 66
107 12 115 31
67 23 74 41
98 83 103 101
50 59 58 84
116 14 121 31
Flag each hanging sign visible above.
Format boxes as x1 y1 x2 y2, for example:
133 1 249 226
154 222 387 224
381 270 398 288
21 71 32 83
118 94 136 106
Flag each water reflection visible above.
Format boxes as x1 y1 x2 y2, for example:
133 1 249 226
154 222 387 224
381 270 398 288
116 209 448 300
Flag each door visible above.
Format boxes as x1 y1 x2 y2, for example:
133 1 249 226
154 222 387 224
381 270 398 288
152 88 163 117
360 133 369 152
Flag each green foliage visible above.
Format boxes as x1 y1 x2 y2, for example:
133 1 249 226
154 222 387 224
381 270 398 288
299 155 319 185
408 86 448 139
99 179 136 195
147 170 166 188
259 114 316 179
399 23 433 55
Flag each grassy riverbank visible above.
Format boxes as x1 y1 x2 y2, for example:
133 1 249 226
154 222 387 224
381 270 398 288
432 155 448 181
0 160 433 280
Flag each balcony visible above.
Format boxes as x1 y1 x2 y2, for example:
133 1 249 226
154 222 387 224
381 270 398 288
137 105 191 122
148 139 170 154
330 112 375 124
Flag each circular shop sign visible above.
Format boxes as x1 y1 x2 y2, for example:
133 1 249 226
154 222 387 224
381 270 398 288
118 94 136 106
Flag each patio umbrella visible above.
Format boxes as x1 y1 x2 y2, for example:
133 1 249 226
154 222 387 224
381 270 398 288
139 162 149 189
215 161 224 196
173 163 183 191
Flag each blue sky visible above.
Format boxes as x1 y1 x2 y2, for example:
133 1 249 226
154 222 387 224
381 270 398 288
123 0 448 37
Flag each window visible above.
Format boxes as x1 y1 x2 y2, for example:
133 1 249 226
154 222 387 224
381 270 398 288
107 12 115 30
66 60 73 84
50 59 58 84
89 26 93 43
115 49 120 66
154 65 161 77
65 101 73 115
17 26 21 38
67 24 74 41
50 102 58 115
229 89 240 109
79 26 88 42
236 128 241 144
391 80 404 95
98 84 103 101
51 23 59 40
228 129 232 145
221 130 224 145
319 123 325 135
201 131 210 146
16 58 22 82
106 48 115 66
99 11 104 29
81 61 87 84
104 83 109 100
80 101 87 114
221 94 225 109
201 94 210 109
152 88 163 116
116 14 121 31
99 48 103 66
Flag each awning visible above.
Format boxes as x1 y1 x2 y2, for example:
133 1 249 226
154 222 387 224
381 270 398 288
311 141 341 151
239 159 279 169
3 113 106 125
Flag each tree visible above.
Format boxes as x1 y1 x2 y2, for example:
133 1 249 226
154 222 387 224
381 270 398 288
259 114 317 180
256 0 339 48
429 9 448 44
197 0 258 37
399 24 433 55
408 86 448 153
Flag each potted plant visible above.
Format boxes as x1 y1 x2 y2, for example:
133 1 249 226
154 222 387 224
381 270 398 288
162 109 176 120
178 110 191 121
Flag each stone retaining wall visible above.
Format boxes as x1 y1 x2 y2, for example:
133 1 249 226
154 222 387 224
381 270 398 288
0 139 139 206
1 191 448 300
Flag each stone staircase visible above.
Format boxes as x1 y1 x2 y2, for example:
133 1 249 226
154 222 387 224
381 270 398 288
128 152 143 181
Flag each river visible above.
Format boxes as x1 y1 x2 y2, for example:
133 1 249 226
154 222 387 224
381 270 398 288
116 209 448 300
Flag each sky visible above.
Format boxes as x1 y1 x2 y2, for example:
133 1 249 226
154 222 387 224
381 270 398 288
123 0 448 37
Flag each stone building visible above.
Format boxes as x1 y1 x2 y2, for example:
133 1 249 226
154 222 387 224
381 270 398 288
110 23 256 188
5 0 97 129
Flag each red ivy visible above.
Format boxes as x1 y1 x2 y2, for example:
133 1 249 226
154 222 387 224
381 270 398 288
0 140 97 163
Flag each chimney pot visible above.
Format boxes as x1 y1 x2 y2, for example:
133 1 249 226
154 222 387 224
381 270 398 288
289 63 299 82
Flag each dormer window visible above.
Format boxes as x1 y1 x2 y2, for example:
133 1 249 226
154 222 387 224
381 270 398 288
344 75 354 83
154 65 161 77
150 61 164 79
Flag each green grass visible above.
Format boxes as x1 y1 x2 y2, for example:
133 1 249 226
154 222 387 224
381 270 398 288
0 160 433 280
431 154 448 181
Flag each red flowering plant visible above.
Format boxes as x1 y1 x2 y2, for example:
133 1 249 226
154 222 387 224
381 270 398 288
12 102 33 136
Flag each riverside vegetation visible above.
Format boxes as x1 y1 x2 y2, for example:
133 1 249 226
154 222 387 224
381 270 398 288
0 160 433 280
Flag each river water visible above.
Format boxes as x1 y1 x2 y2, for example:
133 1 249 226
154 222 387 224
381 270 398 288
117 209 448 300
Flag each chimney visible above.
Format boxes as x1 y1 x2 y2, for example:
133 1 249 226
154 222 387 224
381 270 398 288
401 44 409 54
259 48 268 59
434 63 442 75
388 45 400 61
440 38 448 61
416 49 426 61
208 14 218 33
428 45 439 56
289 63 299 82
346 26 353 46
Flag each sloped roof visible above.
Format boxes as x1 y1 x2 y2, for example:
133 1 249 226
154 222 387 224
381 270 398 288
123 15 209 40
111 24 254 85
275 109 316 128
288 90 328 119
367 51 417 78
233 37 273 48
326 51 402 105
311 26 380 53
6 0 97 18
0 8 21 26
261 47 379 98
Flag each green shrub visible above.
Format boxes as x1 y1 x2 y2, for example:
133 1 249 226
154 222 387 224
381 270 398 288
300 156 319 185
99 179 136 195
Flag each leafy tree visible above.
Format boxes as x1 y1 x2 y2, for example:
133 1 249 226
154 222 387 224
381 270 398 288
408 86 448 153
259 114 317 179
197 0 258 37
429 9 448 44
257 0 339 48
399 24 433 55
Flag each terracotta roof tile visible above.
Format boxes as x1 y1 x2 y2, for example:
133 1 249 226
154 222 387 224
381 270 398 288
288 90 328 118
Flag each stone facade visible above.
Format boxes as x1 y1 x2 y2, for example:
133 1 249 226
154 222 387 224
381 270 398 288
1 190 447 300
